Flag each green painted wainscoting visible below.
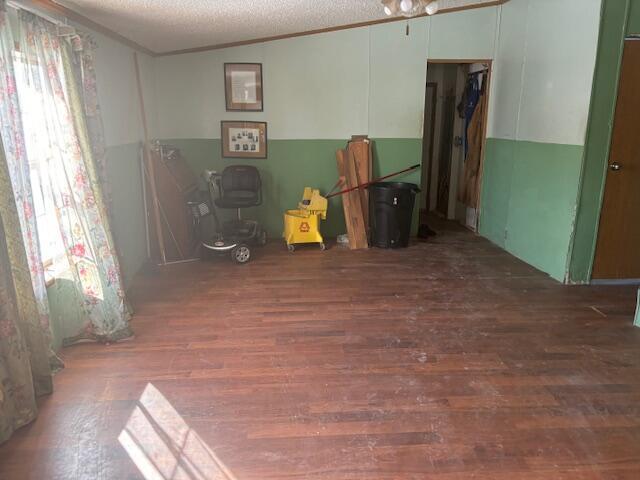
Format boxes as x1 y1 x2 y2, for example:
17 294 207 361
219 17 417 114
479 138 584 282
47 276 88 350
104 143 148 287
162 138 423 239
630 0 640 33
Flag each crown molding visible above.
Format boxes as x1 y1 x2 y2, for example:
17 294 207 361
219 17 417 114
29 0 155 56
24 0 509 57
159 0 509 56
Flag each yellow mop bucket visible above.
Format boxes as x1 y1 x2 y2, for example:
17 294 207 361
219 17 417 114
284 187 327 251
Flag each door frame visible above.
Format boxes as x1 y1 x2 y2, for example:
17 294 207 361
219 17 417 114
566 17 640 283
590 38 640 283
421 82 438 212
423 59 493 227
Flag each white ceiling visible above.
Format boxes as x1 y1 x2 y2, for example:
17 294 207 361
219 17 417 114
55 0 501 54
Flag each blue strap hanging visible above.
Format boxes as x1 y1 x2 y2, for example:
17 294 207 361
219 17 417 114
464 73 482 157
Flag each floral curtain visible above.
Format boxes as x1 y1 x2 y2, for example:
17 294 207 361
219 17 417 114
0 135 57 444
13 11 132 345
1 2 133 444
67 32 114 221
0 1 50 330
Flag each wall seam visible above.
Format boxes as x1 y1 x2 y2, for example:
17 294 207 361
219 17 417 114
477 1 503 234
487 2 502 139
502 0 531 247
514 0 530 143
426 16 432 62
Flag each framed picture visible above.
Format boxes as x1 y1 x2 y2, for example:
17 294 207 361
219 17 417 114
221 121 267 159
224 63 263 111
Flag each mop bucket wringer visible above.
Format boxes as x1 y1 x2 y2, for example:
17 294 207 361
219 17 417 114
283 187 327 251
283 163 420 252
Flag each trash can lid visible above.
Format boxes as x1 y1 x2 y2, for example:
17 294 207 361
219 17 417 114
369 181 420 192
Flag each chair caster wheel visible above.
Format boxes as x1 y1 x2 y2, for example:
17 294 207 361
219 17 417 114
287 244 295 252
231 244 251 264
319 243 326 251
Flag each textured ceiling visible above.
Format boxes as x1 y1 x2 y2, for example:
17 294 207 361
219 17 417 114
55 0 501 54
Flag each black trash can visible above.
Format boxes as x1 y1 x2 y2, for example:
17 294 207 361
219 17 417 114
369 182 420 248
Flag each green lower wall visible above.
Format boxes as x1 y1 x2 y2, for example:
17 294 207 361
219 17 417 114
569 0 640 283
47 276 87 351
163 138 423 239
630 0 640 33
104 143 147 287
477 139 515 249
479 138 584 282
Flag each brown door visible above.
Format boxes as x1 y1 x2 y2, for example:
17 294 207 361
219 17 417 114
592 40 640 279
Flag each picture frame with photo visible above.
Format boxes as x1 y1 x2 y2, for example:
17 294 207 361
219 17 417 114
224 63 263 111
221 121 267 159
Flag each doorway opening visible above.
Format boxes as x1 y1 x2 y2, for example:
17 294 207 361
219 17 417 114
420 60 492 232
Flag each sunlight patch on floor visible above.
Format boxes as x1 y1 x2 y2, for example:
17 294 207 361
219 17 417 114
119 383 237 480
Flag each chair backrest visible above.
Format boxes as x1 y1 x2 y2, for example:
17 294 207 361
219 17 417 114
220 165 262 205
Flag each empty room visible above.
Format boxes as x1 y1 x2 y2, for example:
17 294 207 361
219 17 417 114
1 0 640 478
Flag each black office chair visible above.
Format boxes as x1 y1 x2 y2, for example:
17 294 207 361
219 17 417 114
193 165 266 264
215 165 262 210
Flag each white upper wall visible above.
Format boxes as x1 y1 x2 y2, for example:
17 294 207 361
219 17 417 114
13 0 601 146
153 8 497 141
487 0 601 145
91 30 157 147
266 29 370 139
154 28 372 140
368 18 429 138
516 0 600 145
427 6 499 60
154 28 370 140
152 0 601 146
486 0 527 141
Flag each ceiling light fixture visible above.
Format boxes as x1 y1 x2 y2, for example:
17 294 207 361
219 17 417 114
381 0 441 18
400 0 415 13
382 0 399 16
425 0 440 15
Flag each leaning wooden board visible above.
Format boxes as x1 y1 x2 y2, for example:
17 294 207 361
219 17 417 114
345 148 369 249
347 136 372 233
336 148 368 249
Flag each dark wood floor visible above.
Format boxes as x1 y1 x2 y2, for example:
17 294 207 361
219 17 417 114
1 223 639 479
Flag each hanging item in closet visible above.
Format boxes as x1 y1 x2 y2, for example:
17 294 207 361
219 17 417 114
458 71 487 209
457 72 483 156
464 74 482 156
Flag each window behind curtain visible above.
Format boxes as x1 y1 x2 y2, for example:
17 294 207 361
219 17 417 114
12 50 66 270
